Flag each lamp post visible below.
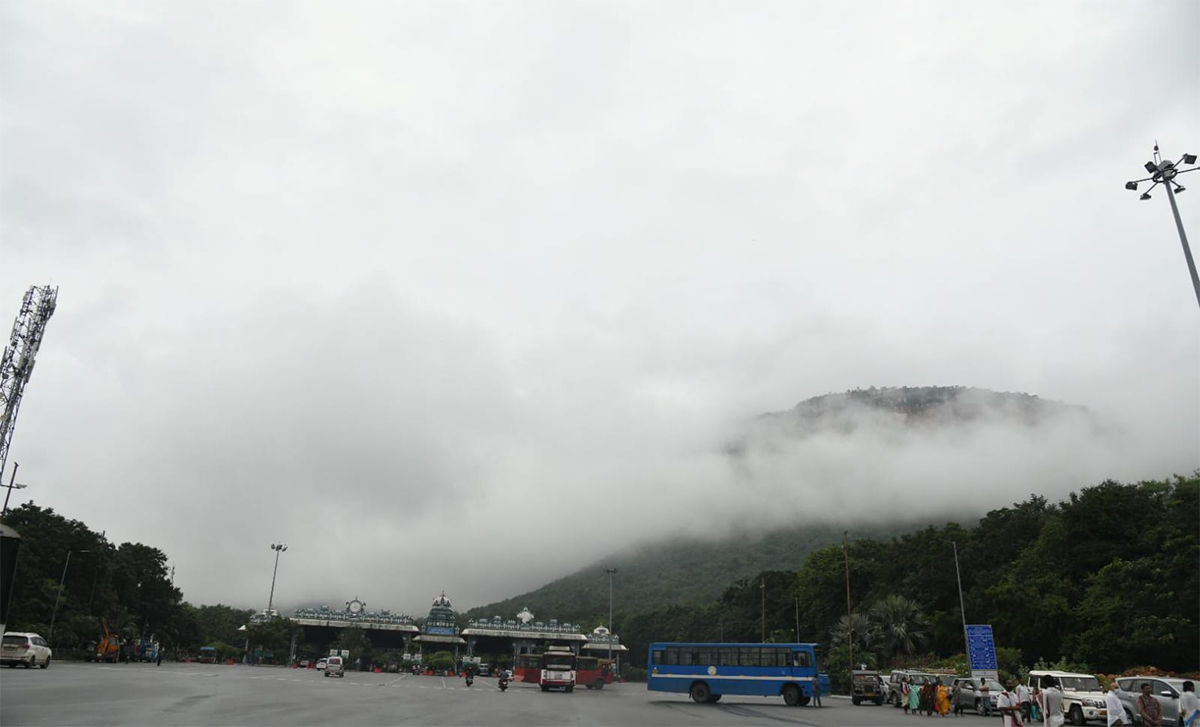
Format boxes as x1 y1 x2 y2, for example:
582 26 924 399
267 543 287 615
1125 144 1200 309
842 531 853 671
1 462 28 515
953 541 970 661
49 549 88 641
604 567 617 676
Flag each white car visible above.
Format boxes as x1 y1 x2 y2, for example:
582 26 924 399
2 632 52 669
1029 670 1107 725
316 658 327 671
324 655 345 678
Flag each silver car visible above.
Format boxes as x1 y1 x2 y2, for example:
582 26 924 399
953 677 1002 714
1116 677 1186 726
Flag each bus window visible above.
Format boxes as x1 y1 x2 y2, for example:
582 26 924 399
651 648 665 665
792 651 811 668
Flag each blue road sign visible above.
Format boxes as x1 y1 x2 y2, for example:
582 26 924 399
966 624 998 671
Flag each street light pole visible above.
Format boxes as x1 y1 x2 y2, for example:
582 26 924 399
49 549 88 641
1125 145 1200 309
267 543 287 615
604 567 617 675
842 531 853 671
1 462 28 515
953 541 970 661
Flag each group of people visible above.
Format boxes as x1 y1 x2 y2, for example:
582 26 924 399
895 674 1200 727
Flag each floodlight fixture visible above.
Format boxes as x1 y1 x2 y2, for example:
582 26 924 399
1127 142 1199 310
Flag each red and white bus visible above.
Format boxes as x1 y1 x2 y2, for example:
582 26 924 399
539 649 576 692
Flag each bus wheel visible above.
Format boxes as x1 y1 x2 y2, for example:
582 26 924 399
783 684 803 706
798 696 811 707
593 679 604 690
565 686 574 693
689 682 711 703
540 685 549 692
708 694 721 703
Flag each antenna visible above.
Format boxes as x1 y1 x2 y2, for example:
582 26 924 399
0 286 59 484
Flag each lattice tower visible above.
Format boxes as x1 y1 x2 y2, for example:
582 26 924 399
0 285 58 484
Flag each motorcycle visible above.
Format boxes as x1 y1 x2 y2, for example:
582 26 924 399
498 676 509 692
465 673 474 687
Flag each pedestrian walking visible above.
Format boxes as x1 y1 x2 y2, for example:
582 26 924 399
909 678 922 714
953 680 964 716
1137 682 1164 727
998 679 1024 727
902 677 911 714
1017 681 1032 722
1180 682 1200 727
980 678 993 717
937 679 951 716
1031 686 1042 723
812 679 822 708
156 643 163 667
1042 675 1065 727
1105 681 1125 727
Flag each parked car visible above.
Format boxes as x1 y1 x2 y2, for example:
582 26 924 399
324 655 345 678
1029 670 1107 725
1 632 52 669
952 676 1002 714
316 658 327 671
887 670 938 706
852 670 885 705
1116 676 1188 726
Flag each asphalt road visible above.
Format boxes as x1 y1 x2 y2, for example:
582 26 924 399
0 662 1017 726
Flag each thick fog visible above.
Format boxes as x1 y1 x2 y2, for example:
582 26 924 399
1 0 1197 617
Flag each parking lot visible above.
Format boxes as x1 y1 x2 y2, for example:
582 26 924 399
0 662 1021 726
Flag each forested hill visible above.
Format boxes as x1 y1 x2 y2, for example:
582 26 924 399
462 520 929 626
468 386 1087 627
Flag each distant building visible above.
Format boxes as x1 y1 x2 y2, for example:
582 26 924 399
411 592 466 660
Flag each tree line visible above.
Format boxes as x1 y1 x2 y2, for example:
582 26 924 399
1 503 253 657
614 475 1198 679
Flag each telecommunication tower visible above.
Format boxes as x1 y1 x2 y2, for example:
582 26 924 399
0 286 58 486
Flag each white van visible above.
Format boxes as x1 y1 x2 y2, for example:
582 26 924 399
1 632 52 669
324 655 345 678
1028 670 1107 725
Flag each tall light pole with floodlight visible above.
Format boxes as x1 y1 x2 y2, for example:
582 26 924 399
1 462 28 515
1125 144 1200 309
604 567 617 674
267 543 287 616
49 549 88 641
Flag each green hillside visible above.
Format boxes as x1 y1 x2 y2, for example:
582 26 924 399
463 520 930 627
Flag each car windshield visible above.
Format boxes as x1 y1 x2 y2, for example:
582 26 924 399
1060 677 1102 691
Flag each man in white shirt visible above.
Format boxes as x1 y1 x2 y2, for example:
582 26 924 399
1180 681 1200 727
1105 681 1125 727
997 679 1024 727
1017 682 1032 722
1042 675 1065 727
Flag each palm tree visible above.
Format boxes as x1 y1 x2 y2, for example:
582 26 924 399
830 612 874 655
868 594 930 666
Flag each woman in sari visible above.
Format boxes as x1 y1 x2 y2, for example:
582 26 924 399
936 678 952 716
909 677 922 714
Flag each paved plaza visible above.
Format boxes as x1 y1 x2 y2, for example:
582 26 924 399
0 662 1012 726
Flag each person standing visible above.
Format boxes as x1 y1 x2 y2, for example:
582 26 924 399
909 678 922 714
1042 676 1065 727
1137 682 1163 727
1179 681 1200 727
902 677 911 715
951 680 963 716
937 678 952 717
156 642 163 667
1105 681 1125 727
997 679 1025 727
1017 681 1032 722
812 678 822 708
980 678 993 717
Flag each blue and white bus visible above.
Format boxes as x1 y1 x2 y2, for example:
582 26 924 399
646 642 829 706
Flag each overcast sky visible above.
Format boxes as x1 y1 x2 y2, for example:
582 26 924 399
2 0 1197 619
